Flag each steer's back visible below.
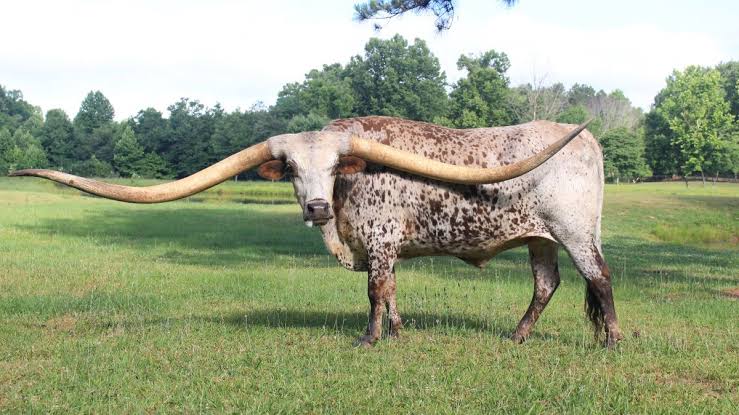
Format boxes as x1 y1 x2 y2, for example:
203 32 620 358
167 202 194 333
324 116 604 263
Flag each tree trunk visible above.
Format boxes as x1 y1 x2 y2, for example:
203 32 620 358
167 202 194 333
701 171 705 187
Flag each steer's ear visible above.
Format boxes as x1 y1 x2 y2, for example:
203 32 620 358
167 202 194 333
257 160 286 181
337 156 366 175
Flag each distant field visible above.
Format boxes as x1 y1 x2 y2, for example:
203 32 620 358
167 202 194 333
0 178 737 413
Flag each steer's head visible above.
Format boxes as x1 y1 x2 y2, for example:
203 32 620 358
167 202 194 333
256 132 365 227
8 121 591 227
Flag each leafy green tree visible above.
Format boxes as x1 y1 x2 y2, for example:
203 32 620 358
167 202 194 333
72 91 115 161
0 85 37 132
648 66 735 182
167 99 223 177
87 122 123 165
0 127 13 173
136 153 172 179
446 50 512 128
0 128 48 172
274 63 354 121
287 113 330 133
716 61 739 119
210 105 287 180
212 110 261 160
21 109 44 137
212 106 289 157
40 109 74 168
567 83 596 107
703 129 739 179
273 83 302 120
131 108 173 155
556 104 589 124
74 91 114 133
644 110 678 176
113 126 145 177
599 127 650 183
345 35 448 122
556 105 603 137
247 103 289 143
71 155 114 177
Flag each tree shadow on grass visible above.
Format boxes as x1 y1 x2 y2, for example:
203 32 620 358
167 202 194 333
20 205 328 266
403 235 737 289
19 202 737 286
602 236 738 287
675 194 739 211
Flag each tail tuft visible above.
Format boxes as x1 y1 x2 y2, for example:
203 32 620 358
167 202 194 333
585 283 605 339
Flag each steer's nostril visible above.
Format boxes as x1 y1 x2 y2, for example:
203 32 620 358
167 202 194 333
306 200 331 217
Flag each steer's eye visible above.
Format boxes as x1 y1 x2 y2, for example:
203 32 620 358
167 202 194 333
285 161 296 177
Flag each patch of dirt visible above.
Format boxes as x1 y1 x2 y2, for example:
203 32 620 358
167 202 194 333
43 314 77 333
720 287 739 299
653 371 727 398
72 279 100 298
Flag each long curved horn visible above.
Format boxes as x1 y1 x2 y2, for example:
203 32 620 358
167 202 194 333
349 120 591 185
9 142 272 203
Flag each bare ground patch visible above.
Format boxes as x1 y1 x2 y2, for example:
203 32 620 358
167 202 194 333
653 371 732 399
43 314 78 333
720 287 739 299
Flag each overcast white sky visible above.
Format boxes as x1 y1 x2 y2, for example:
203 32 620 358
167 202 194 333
1 0 736 120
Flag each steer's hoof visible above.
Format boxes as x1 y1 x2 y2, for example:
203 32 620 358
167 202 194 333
511 332 527 344
389 326 402 339
604 331 624 349
353 335 377 348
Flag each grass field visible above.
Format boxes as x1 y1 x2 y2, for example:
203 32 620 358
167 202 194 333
0 177 737 413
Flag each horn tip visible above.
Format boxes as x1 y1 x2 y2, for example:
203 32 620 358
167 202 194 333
8 169 38 177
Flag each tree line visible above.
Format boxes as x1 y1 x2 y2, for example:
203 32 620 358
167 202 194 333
1 35 737 182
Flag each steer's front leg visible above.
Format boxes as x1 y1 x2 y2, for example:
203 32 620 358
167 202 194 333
355 245 400 347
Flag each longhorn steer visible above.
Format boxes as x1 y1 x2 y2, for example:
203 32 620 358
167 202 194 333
10 116 623 347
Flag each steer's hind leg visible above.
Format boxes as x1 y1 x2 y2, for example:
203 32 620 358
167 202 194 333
385 267 403 337
512 238 560 343
561 240 623 347
355 245 401 347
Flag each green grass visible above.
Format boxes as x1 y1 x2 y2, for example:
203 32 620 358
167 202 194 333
0 178 737 413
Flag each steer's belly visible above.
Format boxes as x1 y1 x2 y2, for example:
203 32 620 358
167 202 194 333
397 231 555 267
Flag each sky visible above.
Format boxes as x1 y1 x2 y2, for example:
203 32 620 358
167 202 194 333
1 0 737 120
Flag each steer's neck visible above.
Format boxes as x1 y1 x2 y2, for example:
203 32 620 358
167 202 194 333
319 219 361 271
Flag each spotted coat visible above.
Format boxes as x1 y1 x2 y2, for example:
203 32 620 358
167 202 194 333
310 116 620 346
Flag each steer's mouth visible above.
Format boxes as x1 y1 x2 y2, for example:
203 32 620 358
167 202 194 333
304 216 333 227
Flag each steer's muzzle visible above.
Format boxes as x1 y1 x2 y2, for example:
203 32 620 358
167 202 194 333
304 199 333 226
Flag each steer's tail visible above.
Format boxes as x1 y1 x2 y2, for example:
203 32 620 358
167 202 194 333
585 280 605 336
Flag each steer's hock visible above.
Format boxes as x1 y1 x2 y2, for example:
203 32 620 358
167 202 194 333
349 119 592 185
9 141 273 203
